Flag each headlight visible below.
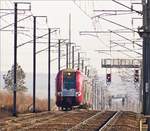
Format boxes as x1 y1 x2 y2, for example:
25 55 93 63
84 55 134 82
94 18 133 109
76 92 81 96
57 92 62 96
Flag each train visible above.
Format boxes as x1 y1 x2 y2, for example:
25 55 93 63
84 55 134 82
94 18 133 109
55 68 92 110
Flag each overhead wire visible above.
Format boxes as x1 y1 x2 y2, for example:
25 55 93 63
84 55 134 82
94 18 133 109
0 15 32 30
91 1 109 48
0 0 14 89
112 0 142 15
73 0 91 19
73 0 142 59
91 1 113 58
74 0 110 51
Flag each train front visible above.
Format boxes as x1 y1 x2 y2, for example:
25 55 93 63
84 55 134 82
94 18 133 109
56 69 83 110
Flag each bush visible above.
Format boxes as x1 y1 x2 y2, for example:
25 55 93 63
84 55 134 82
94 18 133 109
0 90 56 113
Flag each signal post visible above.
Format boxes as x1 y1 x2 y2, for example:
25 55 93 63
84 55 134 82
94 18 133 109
141 0 150 129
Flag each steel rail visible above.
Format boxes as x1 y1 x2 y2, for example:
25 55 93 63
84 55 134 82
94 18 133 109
67 111 105 131
99 111 121 131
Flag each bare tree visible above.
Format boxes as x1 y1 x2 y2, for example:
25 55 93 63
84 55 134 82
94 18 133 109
3 64 27 92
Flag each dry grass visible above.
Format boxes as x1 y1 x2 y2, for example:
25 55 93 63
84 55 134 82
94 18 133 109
0 90 56 113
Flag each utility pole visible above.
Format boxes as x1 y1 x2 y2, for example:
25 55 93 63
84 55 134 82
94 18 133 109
97 82 99 110
69 14 71 68
78 52 80 70
32 16 48 113
142 0 150 129
33 16 36 113
48 28 51 111
66 43 68 69
81 59 84 72
100 84 103 110
85 66 87 75
72 46 74 69
92 79 94 110
87 69 90 77
58 40 61 71
12 2 31 116
95 82 97 110
13 3 17 116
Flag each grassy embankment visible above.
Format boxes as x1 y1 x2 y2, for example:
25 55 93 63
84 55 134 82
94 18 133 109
0 90 56 114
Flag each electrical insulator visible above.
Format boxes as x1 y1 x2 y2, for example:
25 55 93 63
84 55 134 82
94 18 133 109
134 70 139 83
106 73 111 83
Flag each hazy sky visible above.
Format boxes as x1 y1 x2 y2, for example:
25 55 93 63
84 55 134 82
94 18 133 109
0 0 143 102
0 0 142 74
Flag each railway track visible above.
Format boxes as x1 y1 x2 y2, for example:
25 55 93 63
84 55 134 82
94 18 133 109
0 111 64 130
68 111 119 131
106 111 140 131
23 110 98 131
0 110 140 131
0 110 98 131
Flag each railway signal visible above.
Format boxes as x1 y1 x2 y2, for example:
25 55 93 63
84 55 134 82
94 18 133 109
106 73 111 83
134 70 139 83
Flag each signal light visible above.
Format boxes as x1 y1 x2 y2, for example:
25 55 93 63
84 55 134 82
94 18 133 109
106 73 111 83
134 70 139 83
67 72 71 76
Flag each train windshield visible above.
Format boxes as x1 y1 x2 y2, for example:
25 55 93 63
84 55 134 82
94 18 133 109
63 72 76 89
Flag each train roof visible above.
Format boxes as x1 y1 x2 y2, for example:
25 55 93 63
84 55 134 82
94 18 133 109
57 68 92 82
60 68 79 72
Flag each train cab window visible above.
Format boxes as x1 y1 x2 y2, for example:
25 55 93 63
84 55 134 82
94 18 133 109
63 72 76 90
